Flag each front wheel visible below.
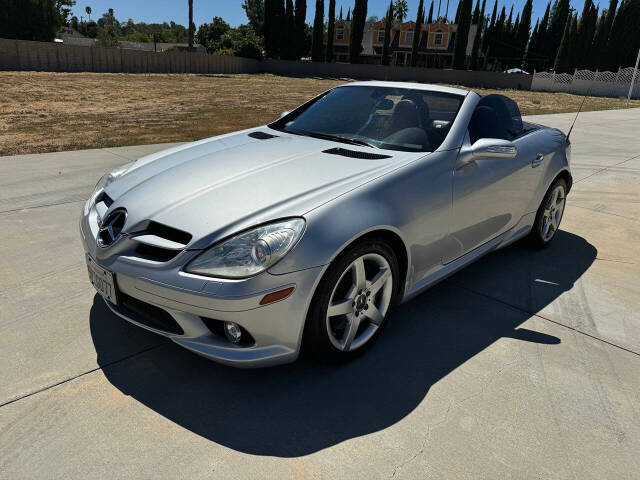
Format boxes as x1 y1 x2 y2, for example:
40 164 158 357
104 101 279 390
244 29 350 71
528 178 567 248
303 240 400 363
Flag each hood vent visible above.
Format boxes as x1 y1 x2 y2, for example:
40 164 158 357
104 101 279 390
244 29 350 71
323 148 391 160
248 131 278 140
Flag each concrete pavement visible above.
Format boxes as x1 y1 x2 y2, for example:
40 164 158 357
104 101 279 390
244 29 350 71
1 109 639 479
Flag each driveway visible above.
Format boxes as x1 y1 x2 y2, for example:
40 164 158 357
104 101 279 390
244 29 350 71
1 109 639 478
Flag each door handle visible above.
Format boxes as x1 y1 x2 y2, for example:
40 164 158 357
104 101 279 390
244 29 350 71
532 153 544 167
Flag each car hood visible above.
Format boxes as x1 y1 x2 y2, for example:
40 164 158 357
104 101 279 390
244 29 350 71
105 128 419 248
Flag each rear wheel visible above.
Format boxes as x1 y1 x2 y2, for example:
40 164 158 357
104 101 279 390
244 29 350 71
304 240 400 363
528 178 567 248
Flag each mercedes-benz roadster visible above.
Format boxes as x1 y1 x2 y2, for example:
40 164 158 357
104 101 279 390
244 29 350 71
81 81 571 367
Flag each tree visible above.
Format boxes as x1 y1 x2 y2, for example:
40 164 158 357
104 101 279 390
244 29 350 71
515 0 532 59
295 0 307 58
394 0 408 22
188 0 194 51
592 0 618 67
311 0 324 61
55 0 75 25
427 0 434 23
242 0 265 35
470 0 486 68
273 0 285 56
281 0 296 58
85 6 92 21
326 0 335 61
547 0 571 63
339 6 343 19
482 0 497 54
554 12 573 71
453 0 473 68
606 0 640 68
411 0 424 66
96 25 120 47
382 0 394 64
574 0 598 68
349 0 368 63
197 16 231 52
346 7 351 20
1 0 62 42
219 24 263 59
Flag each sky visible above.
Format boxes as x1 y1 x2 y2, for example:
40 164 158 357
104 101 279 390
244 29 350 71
71 0 584 31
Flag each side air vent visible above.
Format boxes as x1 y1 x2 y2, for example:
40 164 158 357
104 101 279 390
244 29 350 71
129 221 192 262
248 131 278 140
323 148 391 160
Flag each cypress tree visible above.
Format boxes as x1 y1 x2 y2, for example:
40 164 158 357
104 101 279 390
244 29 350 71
516 0 533 58
411 0 425 66
472 0 480 23
339 5 343 19
482 0 498 53
311 0 325 61
575 0 598 68
382 0 394 64
536 2 551 67
455 0 463 23
346 7 351 20
349 0 368 63
493 6 506 66
282 0 296 59
453 0 473 68
470 0 486 68
264 0 274 57
273 0 285 57
295 0 307 58
554 12 573 72
326 0 335 61
547 0 571 63
592 0 618 67
427 0 434 23
606 0 640 68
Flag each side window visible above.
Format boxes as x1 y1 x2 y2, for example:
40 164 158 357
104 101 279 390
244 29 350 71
468 94 524 144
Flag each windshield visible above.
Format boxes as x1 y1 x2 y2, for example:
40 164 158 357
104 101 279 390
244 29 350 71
270 86 464 152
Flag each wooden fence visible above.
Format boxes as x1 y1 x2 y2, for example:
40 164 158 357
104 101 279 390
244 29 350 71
0 38 533 91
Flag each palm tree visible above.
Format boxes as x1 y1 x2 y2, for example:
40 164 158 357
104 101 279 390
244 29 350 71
85 6 91 21
394 0 408 22
188 0 194 51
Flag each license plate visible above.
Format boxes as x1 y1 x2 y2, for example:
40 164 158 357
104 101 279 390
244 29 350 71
86 255 118 305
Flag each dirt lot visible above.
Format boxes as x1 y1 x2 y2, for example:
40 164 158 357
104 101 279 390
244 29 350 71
1 71 638 156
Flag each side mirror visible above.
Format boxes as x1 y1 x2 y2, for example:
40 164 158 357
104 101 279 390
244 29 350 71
280 111 290 119
470 138 517 159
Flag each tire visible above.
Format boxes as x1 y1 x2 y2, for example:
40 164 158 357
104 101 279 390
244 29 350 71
303 239 401 363
528 178 568 249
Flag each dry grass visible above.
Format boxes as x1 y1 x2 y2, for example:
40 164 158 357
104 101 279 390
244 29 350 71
1 71 638 156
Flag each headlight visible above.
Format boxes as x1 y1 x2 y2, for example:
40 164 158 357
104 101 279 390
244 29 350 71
84 163 133 214
184 218 306 278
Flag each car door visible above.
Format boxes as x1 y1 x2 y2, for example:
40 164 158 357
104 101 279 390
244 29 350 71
445 95 534 263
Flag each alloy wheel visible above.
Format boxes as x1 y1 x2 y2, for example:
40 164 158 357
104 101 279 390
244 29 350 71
325 253 394 352
541 184 566 242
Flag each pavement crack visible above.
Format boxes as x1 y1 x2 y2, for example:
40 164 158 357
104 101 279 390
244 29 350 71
449 282 640 358
0 341 168 409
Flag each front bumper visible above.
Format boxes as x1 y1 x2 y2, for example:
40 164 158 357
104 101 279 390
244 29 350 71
80 204 324 368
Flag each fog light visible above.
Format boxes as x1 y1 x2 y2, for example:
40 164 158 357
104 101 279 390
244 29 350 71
224 321 242 343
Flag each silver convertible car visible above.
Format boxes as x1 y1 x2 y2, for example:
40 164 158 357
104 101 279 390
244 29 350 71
81 81 571 367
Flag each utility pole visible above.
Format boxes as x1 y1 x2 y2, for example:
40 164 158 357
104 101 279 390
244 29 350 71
627 47 640 107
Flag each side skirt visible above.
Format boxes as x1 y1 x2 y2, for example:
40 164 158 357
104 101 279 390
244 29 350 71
401 212 535 303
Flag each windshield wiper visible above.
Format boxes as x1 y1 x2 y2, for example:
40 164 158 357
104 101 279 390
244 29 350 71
304 132 378 149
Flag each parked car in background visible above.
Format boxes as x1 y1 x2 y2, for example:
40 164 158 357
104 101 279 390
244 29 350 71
81 81 572 367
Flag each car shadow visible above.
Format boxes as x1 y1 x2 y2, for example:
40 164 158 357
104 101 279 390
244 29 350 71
90 230 596 457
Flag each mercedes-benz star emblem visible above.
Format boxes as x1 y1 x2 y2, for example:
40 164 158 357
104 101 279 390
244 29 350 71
97 209 127 247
